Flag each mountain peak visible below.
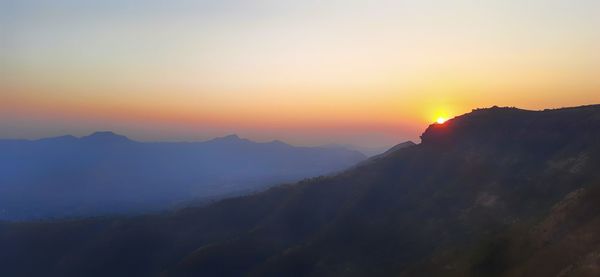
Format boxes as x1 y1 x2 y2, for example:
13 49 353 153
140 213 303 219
207 134 250 144
385 141 416 153
360 141 416 163
268 139 289 146
221 134 240 140
420 104 600 146
82 131 132 143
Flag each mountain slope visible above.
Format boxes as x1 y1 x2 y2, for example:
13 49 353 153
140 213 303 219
0 133 365 220
1 105 600 276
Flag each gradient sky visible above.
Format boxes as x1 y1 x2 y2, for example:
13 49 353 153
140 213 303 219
1 0 599 147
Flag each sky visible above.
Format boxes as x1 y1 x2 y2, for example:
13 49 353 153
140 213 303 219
1 0 599 147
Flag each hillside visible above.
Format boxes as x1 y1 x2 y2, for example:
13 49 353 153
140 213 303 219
0 133 365 220
1 105 600 276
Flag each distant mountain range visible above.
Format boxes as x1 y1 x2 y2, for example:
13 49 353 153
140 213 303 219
0 132 365 220
2 105 600 276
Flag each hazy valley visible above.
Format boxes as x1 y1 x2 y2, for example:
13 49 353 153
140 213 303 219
0 132 365 220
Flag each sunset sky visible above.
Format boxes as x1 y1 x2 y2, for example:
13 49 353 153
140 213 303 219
2 0 599 147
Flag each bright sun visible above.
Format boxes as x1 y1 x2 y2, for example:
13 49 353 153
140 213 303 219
436 117 446 124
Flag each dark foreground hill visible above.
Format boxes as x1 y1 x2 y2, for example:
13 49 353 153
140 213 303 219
0 133 365 220
2 105 600 276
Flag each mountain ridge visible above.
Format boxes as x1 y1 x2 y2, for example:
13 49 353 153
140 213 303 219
1 104 600 276
0 132 365 220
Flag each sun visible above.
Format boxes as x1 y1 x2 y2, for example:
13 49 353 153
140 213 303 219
436 117 446 124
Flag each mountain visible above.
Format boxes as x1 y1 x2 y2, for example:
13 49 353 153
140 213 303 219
80 131 132 143
364 140 416 160
1 104 600 276
0 132 365 220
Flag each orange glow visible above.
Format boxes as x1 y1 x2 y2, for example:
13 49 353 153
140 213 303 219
2 1 600 147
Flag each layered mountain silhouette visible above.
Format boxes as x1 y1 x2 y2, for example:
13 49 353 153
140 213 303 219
0 132 365 220
2 105 600 276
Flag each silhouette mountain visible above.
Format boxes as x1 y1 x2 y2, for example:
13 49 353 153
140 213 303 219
80 131 132 143
0 133 365 220
1 105 600 276
367 140 416 160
